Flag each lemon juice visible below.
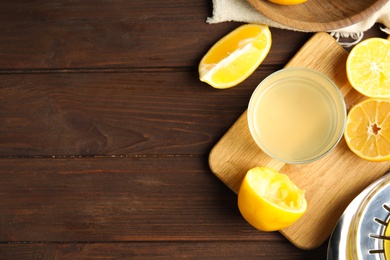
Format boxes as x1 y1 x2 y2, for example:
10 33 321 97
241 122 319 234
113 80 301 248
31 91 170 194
248 68 346 164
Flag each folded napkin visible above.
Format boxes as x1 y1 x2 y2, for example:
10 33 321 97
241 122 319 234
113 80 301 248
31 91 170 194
207 0 390 46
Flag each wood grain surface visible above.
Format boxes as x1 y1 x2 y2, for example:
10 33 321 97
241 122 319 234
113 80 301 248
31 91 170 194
247 0 389 31
0 0 389 258
209 32 390 249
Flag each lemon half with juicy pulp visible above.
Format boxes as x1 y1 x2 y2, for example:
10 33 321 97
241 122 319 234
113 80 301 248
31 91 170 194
199 24 272 89
346 37 390 98
344 98 390 162
238 167 307 231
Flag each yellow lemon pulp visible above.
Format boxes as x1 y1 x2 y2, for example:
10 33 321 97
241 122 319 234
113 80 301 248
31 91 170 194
346 38 390 98
385 223 390 259
268 0 307 5
199 24 271 89
237 167 307 231
344 98 390 162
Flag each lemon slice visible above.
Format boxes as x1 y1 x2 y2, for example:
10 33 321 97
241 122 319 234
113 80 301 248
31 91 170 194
344 98 390 162
346 37 390 98
238 167 307 231
199 24 272 89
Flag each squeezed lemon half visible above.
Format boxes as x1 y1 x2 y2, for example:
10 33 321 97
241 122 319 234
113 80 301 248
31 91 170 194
238 167 307 231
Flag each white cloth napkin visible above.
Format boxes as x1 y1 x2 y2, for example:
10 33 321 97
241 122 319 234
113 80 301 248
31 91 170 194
207 0 390 46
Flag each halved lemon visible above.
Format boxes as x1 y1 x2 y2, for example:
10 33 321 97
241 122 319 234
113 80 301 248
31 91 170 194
346 38 390 98
344 98 390 162
268 0 307 5
199 24 272 89
237 167 307 231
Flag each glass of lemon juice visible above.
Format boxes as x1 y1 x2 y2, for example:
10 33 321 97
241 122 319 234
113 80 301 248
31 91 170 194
248 68 346 164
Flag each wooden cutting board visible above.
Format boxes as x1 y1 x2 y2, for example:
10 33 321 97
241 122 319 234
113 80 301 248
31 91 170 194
209 32 390 250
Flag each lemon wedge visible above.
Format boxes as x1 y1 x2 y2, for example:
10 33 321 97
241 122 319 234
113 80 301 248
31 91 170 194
199 24 271 89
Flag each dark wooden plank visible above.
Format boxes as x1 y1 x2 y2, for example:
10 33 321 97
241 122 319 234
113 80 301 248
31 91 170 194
0 0 314 69
1 27 387 157
0 241 328 259
0 155 327 257
0 0 209 69
0 156 296 242
0 69 279 157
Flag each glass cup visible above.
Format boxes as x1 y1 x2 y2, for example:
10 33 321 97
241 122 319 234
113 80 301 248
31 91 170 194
247 68 346 164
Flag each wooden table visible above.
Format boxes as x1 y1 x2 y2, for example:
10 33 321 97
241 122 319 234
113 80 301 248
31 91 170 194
0 1 387 259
